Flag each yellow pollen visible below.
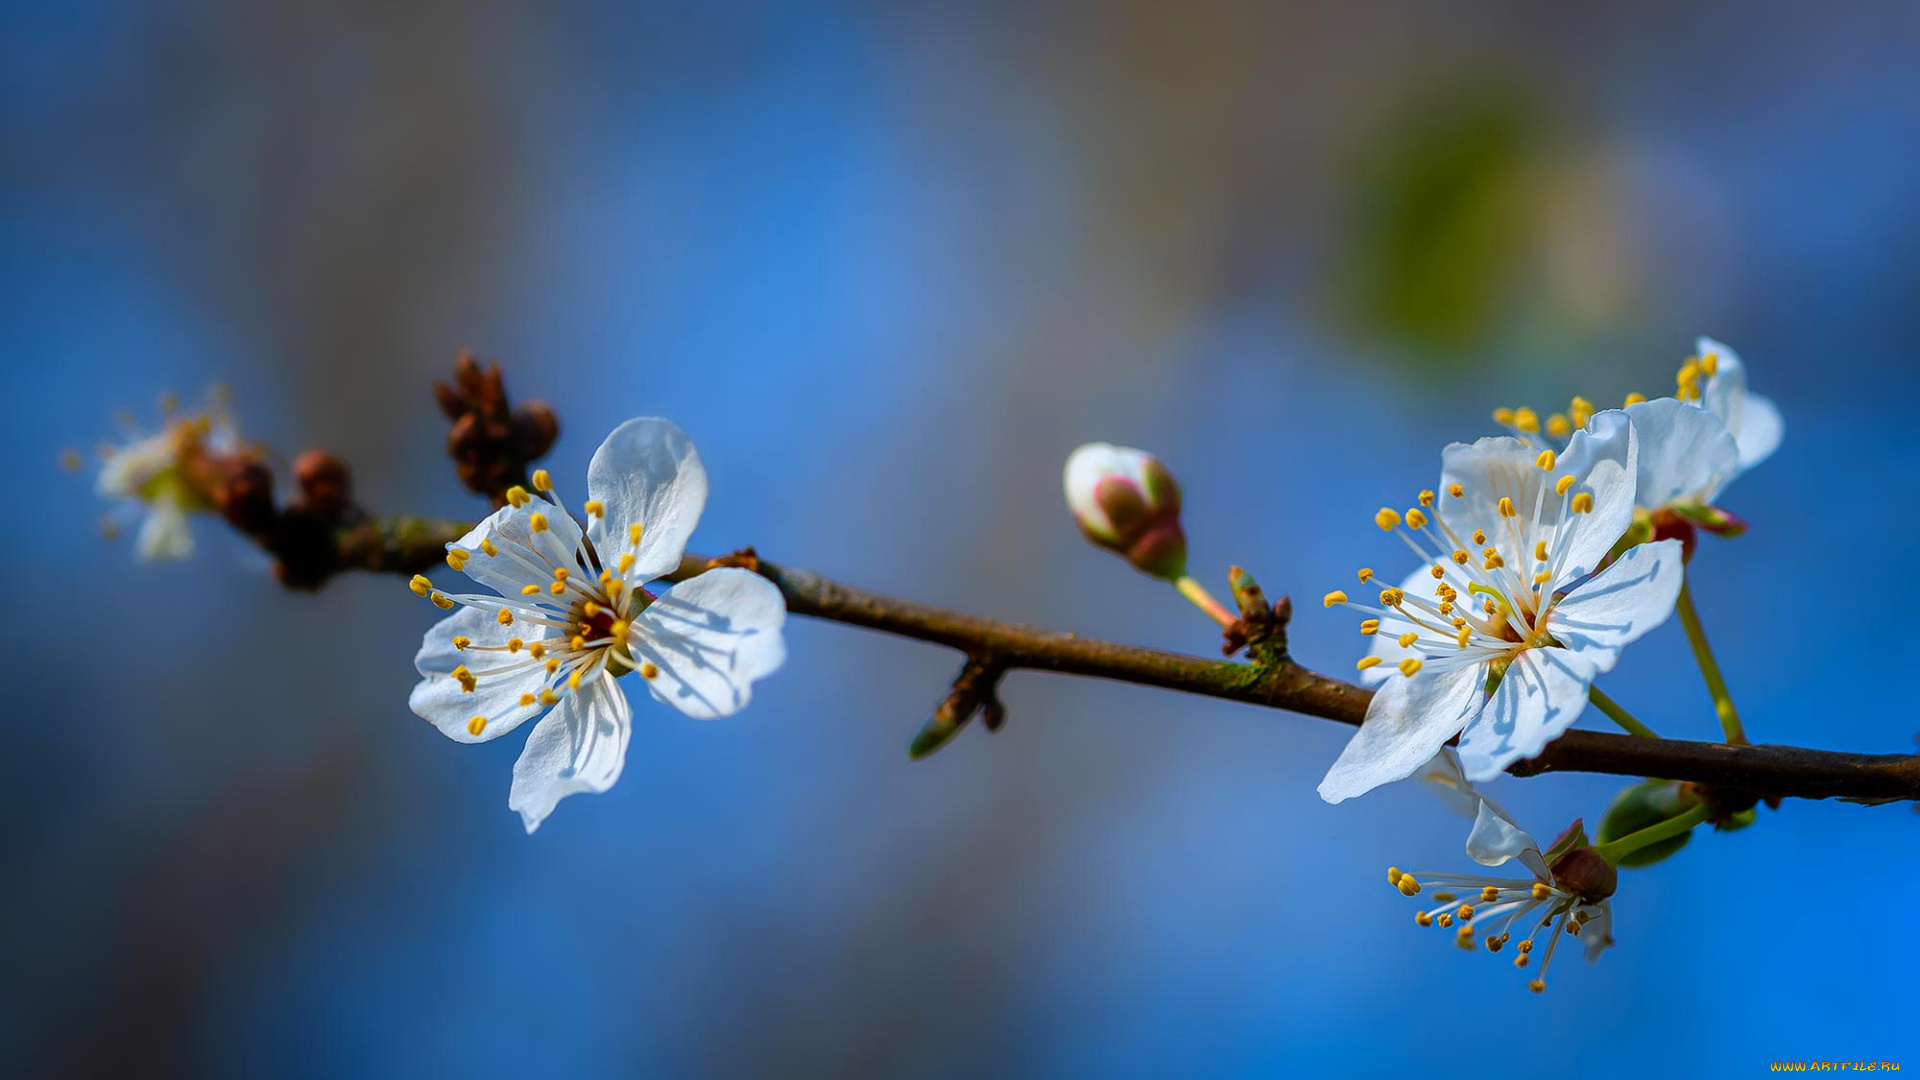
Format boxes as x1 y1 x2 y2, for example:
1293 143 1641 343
1360 619 1380 635
1624 391 1647 406
505 486 531 508
568 670 583 690
1457 904 1474 921
468 715 487 736
1571 492 1594 514
508 638 524 653
1357 568 1375 583
545 658 560 674
1701 351 1719 375
1569 396 1594 427
1546 414 1571 439
607 579 624 598
1531 883 1551 901
1492 407 1516 426
1437 913 1454 929
1419 489 1435 507
1388 867 1402 885
452 636 471 650
1498 497 1517 518
1555 474 1576 496
583 601 600 617
519 693 536 707
1483 554 1505 570
1356 657 1383 671
1375 508 1401 531
409 575 432 597
1379 588 1405 607
640 662 659 680
1398 874 1422 897
571 635 586 650
1324 590 1349 608
521 584 541 596
1529 980 1546 994
600 569 613 585
1397 631 1419 648
609 619 630 640
432 594 455 610
551 581 567 595
1405 508 1428 530
529 642 546 659
1456 626 1472 648
1448 484 1464 498
531 469 552 492
1512 407 1540 433
497 608 513 625
1535 449 1557 471
481 538 498 557
540 689 559 706
1427 565 1444 580
629 523 645 545
1534 541 1549 562
1482 886 1500 902
619 552 636 574
446 550 469 570
1515 954 1530 968
554 568 569 581
1398 658 1423 678
584 500 605 518
529 513 549 533
1533 571 1552 584
1452 550 1469 565
1472 530 1486 545
1415 912 1433 927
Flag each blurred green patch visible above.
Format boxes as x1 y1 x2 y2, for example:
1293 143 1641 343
1335 87 1548 365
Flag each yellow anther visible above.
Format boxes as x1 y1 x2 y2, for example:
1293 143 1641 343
1457 904 1474 921
1555 474 1576 496
1483 554 1505 570
1531 883 1551 901
409 575 432 597
1434 892 1456 905
497 608 513 625
1356 656 1383 671
1534 541 1549 562
531 469 552 492
1482 886 1500 902
529 513 549 533
618 552 636 574
1437 913 1454 929
609 619 630 640
1415 912 1433 927
467 715 487 736
1512 407 1540 433
1486 936 1504 953
1700 351 1719 375
545 658 560 674
432 594 455 610
1396 631 1418 648
568 670 583 690
1357 568 1375 583
606 579 624 598
505 486 531 507
1677 359 1701 384
1472 530 1486 545
1448 484 1464 498
551 581 567 595
629 523 645 545
1452 549 1470 565
1533 571 1552 584
1419 489 1435 507
519 693 536 707
1492 407 1516 426
1360 619 1380 635
1546 414 1571 440
1515 954 1531 969
1498 497 1517 518
452 636 471 650
1379 588 1405 607
507 638 524 653
529 641 546 659
571 635 586 650
1398 658 1423 678
446 549 469 570
584 500 605 518
1451 617 1466 629
1398 874 1422 897
1571 492 1594 514
583 601 601 617
1405 508 1428 530
1324 590 1349 608
640 662 659 680
1624 391 1647 406
1375 508 1401 531
1529 980 1546 994
539 689 559 706
1456 626 1472 648
1535 449 1557 471
481 538 498 557
599 569 613 584
553 568 569 581
1568 396 1594 427
521 584 541 596
1429 564 1445 580
1388 867 1402 884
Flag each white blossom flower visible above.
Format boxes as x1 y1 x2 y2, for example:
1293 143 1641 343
1319 411 1685 801
408 417 787 832
94 391 240 561
1388 750 1615 993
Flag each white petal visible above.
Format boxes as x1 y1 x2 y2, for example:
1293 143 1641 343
1414 748 1482 818
1318 665 1486 804
1439 435 1542 542
409 606 551 744
509 680 633 832
1579 901 1615 962
1548 409 1638 585
586 418 709 583
449 504 567 599
1729 391 1782 473
1456 647 1598 782
1465 800 1549 878
630 568 787 720
134 502 193 561
1623 398 1738 509
1546 539 1684 671
1698 337 1782 472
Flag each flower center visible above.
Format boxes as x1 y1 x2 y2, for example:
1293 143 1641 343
1386 866 1603 993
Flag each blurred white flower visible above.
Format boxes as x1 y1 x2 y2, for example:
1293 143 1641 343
1319 412 1683 801
408 418 787 832
1388 750 1616 993
93 391 240 561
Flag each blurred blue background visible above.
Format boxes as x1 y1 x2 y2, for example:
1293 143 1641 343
4 1 1917 1076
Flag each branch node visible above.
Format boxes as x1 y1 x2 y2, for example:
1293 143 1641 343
908 656 1008 760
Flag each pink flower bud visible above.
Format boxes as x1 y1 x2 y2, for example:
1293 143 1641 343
1063 443 1187 580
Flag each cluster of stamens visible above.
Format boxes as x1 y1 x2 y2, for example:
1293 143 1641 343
1387 867 1600 993
1489 396 1596 442
1322 451 1592 678
1674 349 1720 403
408 469 663 736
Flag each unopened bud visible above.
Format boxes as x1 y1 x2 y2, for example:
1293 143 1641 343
1548 846 1617 903
1672 502 1748 538
219 461 277 537
1063 443 1187 580
513 400 560 460
908 660 1005 760
293 450 352 518
1598 779 1700 868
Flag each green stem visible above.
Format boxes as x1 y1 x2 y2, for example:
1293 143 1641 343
1591 803 1711 864
1675 580 1748 745
1173 575 1238 629
1588 686 1659 739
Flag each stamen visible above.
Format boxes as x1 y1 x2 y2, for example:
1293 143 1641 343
529 513 550 533
629 523 645 545
1534 541 1549 562
1545 414 1570 440
1555 474 1575 496
1492 407 1516 426
481 538 498 557
584 500 605 518
540 689 559 706
1405 508 1428 530
519 693 536 707
531 469 553 492
529 642 547 659
1360 619 1380 635
1511 407 1540 433
497 608 514 625
1624 392 1646 405
640 662 659 679
1534 449 1556 471
1571 492 1594 514
1379 588 1405 607
447 550 469 571
1357 568 1375 583
1568 396 1594 427
1429 565 1445 580
409 575 432 597
1498 497 1517 518
1452 550 1469 564
468 715 487 736
452 636 471 650
1397 632 1419 648
1357 657 1383 671
1418 490 1435 506
1375 508 1401 531
432 594 455 610
1448 484 1464 498
618 552 636 574
505 486 531 508
1324 591 1348 607
521 584 541 596
1398 658 1423 677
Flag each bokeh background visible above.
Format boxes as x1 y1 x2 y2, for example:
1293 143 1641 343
5 1 1918 1076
